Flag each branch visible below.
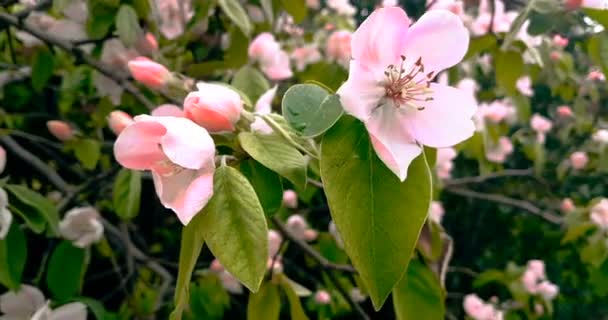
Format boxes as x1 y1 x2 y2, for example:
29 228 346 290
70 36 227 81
444 168 534 186
444 187 563 225
271 216 357 273
325 269 370 320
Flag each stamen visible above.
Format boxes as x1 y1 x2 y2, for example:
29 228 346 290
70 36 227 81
383 56 433 111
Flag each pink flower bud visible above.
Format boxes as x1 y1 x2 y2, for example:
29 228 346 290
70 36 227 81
151 104 185 117
306 0 320 9
564 0 582 10
0 146 5 174
268 230 283 258
210 259 224 272
587 70 605 81
248 33 280 61
127 57 171 89
183 83 243 132
553 35 569 48
557 105 573 118
107 111 134 135
561 198 575 213
282 190 298 209
521 269 539 294
550 51 561 61
429 201 445 224
303 229 318 242
286 214 308 240
314 290 331 305
591 199 608 230
135 32 159 55
531 114 552 134
527 260 546 278
537 281 559 300
326 30 352 65
47 120 74 141
569 151 588 169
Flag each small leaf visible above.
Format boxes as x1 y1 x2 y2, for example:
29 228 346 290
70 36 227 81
199 166 268 292
0 224 27 290
240 159 283 216
464 34 497 60
231 66 270 103
75 297 111 320
277 274 310 320
31 50 55 92
238 132 307 188
116 4 142 47
260 0 273 24
5 184 59 235
494 50 524 96
247 281 281 320
170 216 206 320
217 0 252 37
112 169 142 220
280 0 307 23
72 138 101 170
46 241 86 301
393 260 445 320
320 116 432 309
282 84 343 138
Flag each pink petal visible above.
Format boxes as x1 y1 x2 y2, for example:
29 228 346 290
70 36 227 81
255 86 278 114
366 104 422 181
405 83 476 148
351 7 411 70
49 302 87 320
137 116 215 170
151 104 185 117
402 10 469 74
113 120 167 170
336 61 385 121
152 166 214 225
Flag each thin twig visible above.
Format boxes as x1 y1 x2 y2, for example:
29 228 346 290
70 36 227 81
57 166 120 211
444 168 534 186
325 270 370 320
271 216 357 273
444 187 563 225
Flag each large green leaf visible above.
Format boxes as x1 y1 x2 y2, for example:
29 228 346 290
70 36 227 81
5 184 59 235
112 169 142 220
277 274 309 320
217 0 252 37
46 241 86 301
282 84 343 138
240 159 283 216
116 4 142 46
393 260 445 320
231 66 270 103
495 50 524 96
70 138 102 170
31 50 55 92
247 281 281 320
320 116 432 309
199 166 268 292
0 224 27 290
238 132 307 188
170 215 206 320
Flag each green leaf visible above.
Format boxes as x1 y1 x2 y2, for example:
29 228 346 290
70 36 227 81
0 224 27 290
46 241 86 301
170 216 206 320
584 8 608 30
75 297 111 320
231 66 270 103
464 34 497 60
562 222 595 244
31 50 55 92
217 0 252 37
199 166 268 292
393 260 445 320
86 1 116 39
240 159 283 216
277 274 309 320
298 62 348 92
494 50 524 96
189 275 231 319
71 138 101 170
280 0 307 23
260 0 273 24
501 2 534 50
238 132 307 188
116 4 142 47
112 169 142 220
320 116 432 309
282 84 344 138
5 184 60 235
247 281 280 320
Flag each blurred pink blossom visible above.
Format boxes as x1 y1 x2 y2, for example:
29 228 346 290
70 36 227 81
587 69 605 81
47 120 75 141
135 32 159 55
291 45 322 71
314 290 331 304
436 147 457 179
249 33 293 80
486 136 513 163
569 151 588 169
282 190 298 209
326 30 352 66
327 0 356 15
590 199 608 230
251 86 278 134
516 76 533 97
531 114 552 143
560 198 576 213
429 201 445 224
156 0 193 39
557 105 573 118
553 35 569 48
463 294 503 320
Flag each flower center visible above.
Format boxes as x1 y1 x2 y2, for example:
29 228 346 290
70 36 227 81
384 56 434 111
152 145 186 177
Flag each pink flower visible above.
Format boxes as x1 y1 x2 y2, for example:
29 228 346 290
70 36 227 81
135 32 158 55
530 114 552 143
521 269 540 294
479 100 516 124
516 76 533 97
248 33 281 60
314 290 331 305
47 120 75 141
429 201 445 224
0 146 5 174
157 0 193 39
251 86 278 134
486 136 513 163
560 198 575 213
113 115 215 225
553 35 569 48
590 199 608 230
550 51 562 61
463 294 501 320
557 105 573 118
107 111 134 135
127 57 171 89
282 190 298 209
286 214 309 240
304 229 319 241
527 260 546 279
587 70 605 81
569 151 588 169
291 45 322 71
436 147 457 179
472 0 517 35
326 30 352 66
268 230 283 258
337 7 475 181
537 281 559 300
327 0 356 15
152 104 185 117
248 33 293 80
183 83 243 133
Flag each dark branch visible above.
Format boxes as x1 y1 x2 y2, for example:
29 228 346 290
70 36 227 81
444 168 535 186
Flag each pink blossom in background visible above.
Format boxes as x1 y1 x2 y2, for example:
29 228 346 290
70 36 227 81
592 129 608 144
135 32 159 55
436 147 457 179
268 230 283 258
286 214 309 240
553 34 569 48
0 146 5 174
479 100 517 124
528 260 546 278
208 259 244 294
107 111 134 135
303 229 319 241
382 0 399 6
580 0 608 9
291 45 322 71
550 51 562 61
486 136 513 163
156 0 193 39
590 199 608 229
471 0 517 35
564 0 583 9
251 86 278 134
183 82 243 133
429 201 445 224
114 115 216 225
556 105 573 118
0 285 46 319
314 290 331 305
537 281 559 300
59 206 103 248
249 34 281 60
530 114 553 143
560 198 576 213
587 69 605 81
127 57 171 89
326 30 352 66
47 120 75 141
151 104 185 117
282 190 298 209
327 0 356 16
337 7 475 181
463 294 503 320
306 0 321 9
521 259 559 300
569 151 588 169
516 76 533 97
248 33 293 80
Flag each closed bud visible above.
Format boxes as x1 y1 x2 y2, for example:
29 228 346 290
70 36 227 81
569 151 588 169
560 198 575 213
286 214 308 240
282 189 298 209
107 111 134 135
127 57 171 89
47 120 75 141
314 290 331 305
556 105 573 118
184 82 243 132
